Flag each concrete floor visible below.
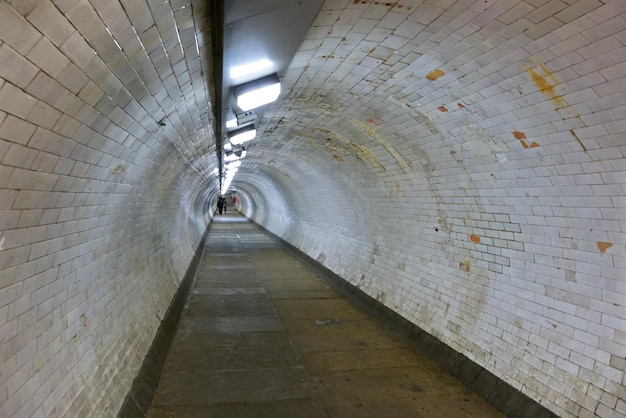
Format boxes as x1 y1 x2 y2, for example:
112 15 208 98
147 213 505 418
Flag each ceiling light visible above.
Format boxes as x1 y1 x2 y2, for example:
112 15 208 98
225 161 241 170
225 146 247 162
230 58 273 80
221 176 235 195
234 73 281 111
235 147 246 159
236 111 256 126
224 153 239 162
226 118 237 128
223 109 238 129
228 124 256 145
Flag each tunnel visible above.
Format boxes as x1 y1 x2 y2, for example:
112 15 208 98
0 0 625 417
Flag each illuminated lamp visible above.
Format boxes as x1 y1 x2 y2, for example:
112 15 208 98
224 152 239 162
226 117 237 129
230 59 273 79
225 161 241 170
228 124 256 145
224 109 237 128
235 147 246 159
234 73 280 111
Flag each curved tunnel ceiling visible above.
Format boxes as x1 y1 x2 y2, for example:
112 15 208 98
224 0 625 233
219 0 324 176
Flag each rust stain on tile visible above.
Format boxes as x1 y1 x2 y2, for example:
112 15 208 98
519 138 540 149
316 125 385 171
524 62 566 109
512 131 526 139
522 62 592 156
426 69 445 81
365 117 381 126
112 164 126 175
351 119 407 171
352 1 410 9
570 129 588 153
597 242 613 253
459 261 471 272
525 63 555 95
438 106 448 112
458 103 466 108
470 234 481 243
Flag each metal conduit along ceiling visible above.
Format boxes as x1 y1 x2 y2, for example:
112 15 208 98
218 0 324 193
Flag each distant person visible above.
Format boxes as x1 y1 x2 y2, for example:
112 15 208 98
217 196 224 214
223 197 227 213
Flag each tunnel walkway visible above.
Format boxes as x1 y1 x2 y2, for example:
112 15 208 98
146 212 505 418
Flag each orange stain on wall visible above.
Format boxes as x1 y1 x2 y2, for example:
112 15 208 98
524 62 566 109
597 242 613 253
426 69 445 81
520 139 540 148
514 131 539 149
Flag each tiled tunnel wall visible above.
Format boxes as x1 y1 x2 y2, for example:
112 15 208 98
1 0 625 418
242 1 626 417
0 0 217 416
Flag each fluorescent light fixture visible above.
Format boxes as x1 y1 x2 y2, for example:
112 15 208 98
226 117 237 128
225 161 241 170
224 152 239 162
228 124 256 145
235 147 247 159
234 73 281 111
222 175 235 195
225 146 247 162
224 109 238 129
230 58 273 80
236 111 256 126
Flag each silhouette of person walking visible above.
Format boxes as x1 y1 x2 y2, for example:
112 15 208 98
217 196 224 214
